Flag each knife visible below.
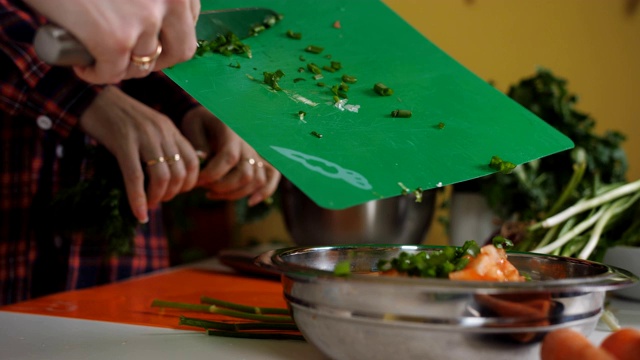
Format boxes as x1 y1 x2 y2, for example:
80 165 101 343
33 7 280 67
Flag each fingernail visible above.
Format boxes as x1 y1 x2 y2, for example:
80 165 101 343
137 207 149 224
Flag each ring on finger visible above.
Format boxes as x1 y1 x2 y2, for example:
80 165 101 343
145 155 166 167
165 153 182 165
245 158 256 166
130 43 163 71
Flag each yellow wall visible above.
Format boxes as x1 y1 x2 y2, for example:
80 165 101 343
384 0 640 182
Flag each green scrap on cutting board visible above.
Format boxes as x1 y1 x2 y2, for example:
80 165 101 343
164 0 574 210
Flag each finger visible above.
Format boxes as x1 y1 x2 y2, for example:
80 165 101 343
248 163 281 206
127 28 162 79
142 150 171 209
205 157 257 195
175 141 200 193
116 147 150 223
154 3 197 70
160 149 186 202
190 0 201 23
198 145 243 185
72 41 130 84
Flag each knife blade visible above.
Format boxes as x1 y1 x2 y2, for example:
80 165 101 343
33 7 280 67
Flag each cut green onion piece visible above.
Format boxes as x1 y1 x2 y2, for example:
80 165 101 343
391 109 412 118
313 74 324 80
307 63 322 74
263 69 285 91
298 111 306 120
311 131 323 138
305 45 324 54
437 122 445 129
341 74 357 83
286 30 302 39
373 83 393 96
293 78 306 83
331 61 342 70
322 65 336 73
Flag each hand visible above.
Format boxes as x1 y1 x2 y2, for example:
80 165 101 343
25 0 200 84
79 86 201 223
181 106 281 206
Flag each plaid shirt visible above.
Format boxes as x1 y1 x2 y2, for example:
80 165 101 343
0 0 198 305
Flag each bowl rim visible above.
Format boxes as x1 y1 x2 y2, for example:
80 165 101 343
256 244 638 293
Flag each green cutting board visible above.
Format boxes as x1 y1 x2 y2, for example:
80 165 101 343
164 0 573 210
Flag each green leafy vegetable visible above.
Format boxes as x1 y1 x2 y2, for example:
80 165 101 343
376 240 483 278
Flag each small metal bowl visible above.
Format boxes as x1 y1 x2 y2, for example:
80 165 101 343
279 178 436 246
256 245 638 360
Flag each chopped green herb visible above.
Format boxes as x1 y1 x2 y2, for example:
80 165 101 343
297 67 305 73
250 24 266 36
299 55 306 61
322 65 336 73
437 122 445 129
305 45 324 54
263 69 285 91
330 84 348 98
317 82 326 87
333 260 351 276
398 182 411 195
313 74 324 80
391 109 412 118
286 30 302 39
373 83 393 96
228 61 241 69
324 54 332 59
492 236 514 249
298 111 307 120
341 74 357 83
413 187 424 203
311 131 323 138
307 63 322 74
195 32 252 58
377 240 482 278
331 61 342 70
293 77 306 83
489 155 516 174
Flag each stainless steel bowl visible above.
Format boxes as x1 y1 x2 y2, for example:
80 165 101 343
279 179 436 246
256 245 638 360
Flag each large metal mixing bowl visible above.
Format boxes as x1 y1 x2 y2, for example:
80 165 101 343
256 245 638 360
279 179 436 246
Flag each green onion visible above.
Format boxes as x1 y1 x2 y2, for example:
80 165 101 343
298 111 306 120
263 69 285 91
305 45 324 54
373 83 393 96
391 109 412 118
489 155 516 174
307 63 322 74
333 260 351 276
437 122 445 129
322 65 336 73
286 30 302 39
293 78 306 83
341 74 357 83
311 131 323 138
331 61 342 70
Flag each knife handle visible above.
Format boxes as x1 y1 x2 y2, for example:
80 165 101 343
34 24 94 66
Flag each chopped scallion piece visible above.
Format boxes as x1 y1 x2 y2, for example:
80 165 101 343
437 122 445 129
398 182 410 195
293 77 306 83
228 61 241 69
322 65 336 73
307 63 322 74
341 74 357 83
317 82 326 87
373 83 393 96
298 111 307 120
297 67 305 73
489 156 516 174
331 61 342 70
333 260 351 276
305 45 324 54
263 69 285 91
391 109 412 118
311 131 323 138
313 74 324 80
299 55 306 61
286 30 302 39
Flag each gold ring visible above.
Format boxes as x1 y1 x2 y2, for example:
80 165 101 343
130 43 163 71
166 153 181 165
145 155 166 167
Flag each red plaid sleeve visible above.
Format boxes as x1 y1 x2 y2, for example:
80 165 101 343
0 0 101 139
